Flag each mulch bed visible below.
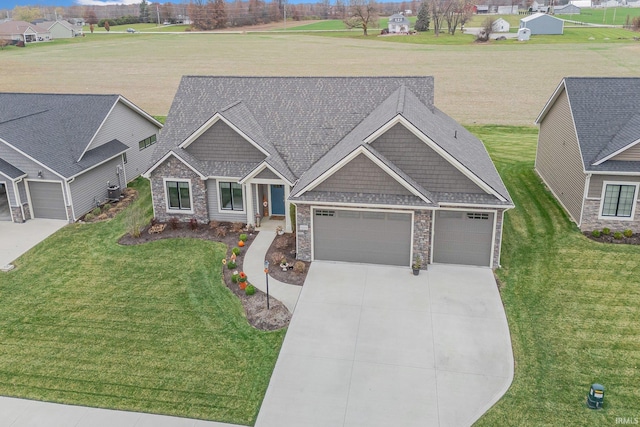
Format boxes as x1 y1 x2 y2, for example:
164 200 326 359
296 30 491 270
79 187 139 222
264 232 310 287
119 222 292 331
583 231 640 245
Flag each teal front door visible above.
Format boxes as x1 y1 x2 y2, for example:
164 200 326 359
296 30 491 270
270 185 285 215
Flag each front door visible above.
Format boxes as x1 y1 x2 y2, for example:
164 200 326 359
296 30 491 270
270 184 285 216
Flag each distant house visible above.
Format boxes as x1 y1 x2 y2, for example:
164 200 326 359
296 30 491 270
388 13 410 33
497 5 519 14
520 13 563 35
0 94 162 222
492 18 511 32
475 5 490 13
535 78 640 232
41 20 81 38
0 20 51 43
554 4 581 14
529 1 549 12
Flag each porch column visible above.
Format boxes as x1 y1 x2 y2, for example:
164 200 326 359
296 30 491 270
284 185 292 232
245 182 254 226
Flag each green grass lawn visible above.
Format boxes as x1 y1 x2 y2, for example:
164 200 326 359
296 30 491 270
558 7 640 26
470 126 640 425
0 178 284 425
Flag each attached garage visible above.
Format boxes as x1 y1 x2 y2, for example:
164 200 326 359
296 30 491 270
313 208 412 266
28 181 67 220
433 210 494 267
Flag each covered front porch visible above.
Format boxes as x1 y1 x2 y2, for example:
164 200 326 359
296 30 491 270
244 179 292 233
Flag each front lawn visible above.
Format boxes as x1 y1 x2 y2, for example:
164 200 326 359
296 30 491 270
470 126 640 425
0 178 284 425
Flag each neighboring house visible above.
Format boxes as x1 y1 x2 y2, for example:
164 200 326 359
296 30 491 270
520 12 563 34
492 18 511 32
554 4 581 14
0 93 162 223
535 77 640 232
144 76 513 268
41 20 81 38
0 20 51 43
497 5 518 14
475 5 490 14
388 13 410 33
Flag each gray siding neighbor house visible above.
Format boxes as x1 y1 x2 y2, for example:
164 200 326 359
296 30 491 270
145 76 513 269
519 12 564 35
0 93 162 223
535 77 640 232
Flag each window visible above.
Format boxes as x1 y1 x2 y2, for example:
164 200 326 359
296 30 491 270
122 152 127 164
601 184 636 218
166 180 191 210
219 182 243 211
138 134 157 151
315 210 335 217
467 212 489 220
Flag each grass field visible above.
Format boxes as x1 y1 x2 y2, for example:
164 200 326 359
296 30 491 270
0 179 284 424
470 126 640 425
558 7 640 26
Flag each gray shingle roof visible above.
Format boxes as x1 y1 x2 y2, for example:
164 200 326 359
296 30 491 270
0 93 121 178
562 77 640 172
0 157 26 179
293 191 432 207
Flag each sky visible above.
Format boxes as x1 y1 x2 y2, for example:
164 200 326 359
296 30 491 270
1 0 353 8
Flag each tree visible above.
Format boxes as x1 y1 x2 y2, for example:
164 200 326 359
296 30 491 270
12 6 43 22
475 16 494 41
212 0 227 28
139 0 149 23
0 39 9 50
104 20 110 31
84 9 98 25
429 0 444 36
443 0 473 35
414 1 429 31
90 23 94 33
344 0 378 36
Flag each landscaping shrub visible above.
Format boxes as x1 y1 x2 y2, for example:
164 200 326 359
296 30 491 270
103 203 112 211
271 251 285 264
209 219 219 229
245 285 256 295
624 229 633 238
216 227 227 238
98 18 117 28
151 217 158 226
239 233 248 242
125 205 145 238
169 217 180 230
84 213 94 221
232 222 244 233
228 261 237 269
92 207 101 216
232 247 241 256
602 227 611 235
592 230 601 238
189 218 198 230
97 213 109 221
293 261 306 274
231 272 239 283
614 231 623 240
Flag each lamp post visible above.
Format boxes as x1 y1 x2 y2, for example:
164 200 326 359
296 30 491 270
264 260 270 309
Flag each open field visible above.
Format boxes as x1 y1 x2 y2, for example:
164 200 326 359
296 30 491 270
557 7 640 25
0 178 284 425
1 32 638 125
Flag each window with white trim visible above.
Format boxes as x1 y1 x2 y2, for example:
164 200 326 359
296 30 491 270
138 134 157 150
602 184 636 218
166 181 191 210
219 182 244 211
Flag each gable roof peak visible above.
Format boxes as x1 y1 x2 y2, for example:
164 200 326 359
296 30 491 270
396 85 406 114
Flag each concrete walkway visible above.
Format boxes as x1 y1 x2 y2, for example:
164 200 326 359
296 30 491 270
255 262 514 427
0 219 68 269
244 221 302 312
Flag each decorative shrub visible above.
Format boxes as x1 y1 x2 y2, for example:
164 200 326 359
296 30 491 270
84 213 94 221
103 203 112 211
216 227 227 237
125 205 144 238
231 222 244 233
614 231 623 240
151 217 158 226
239 233 248 242
231 272 239 283
280 257 287 266
602 227 611 235
293 261 306 274
189 218 198 230
209 219 219 229
592 230 601 238
275 237 288 250
245 285 256 295
238 272 247 282
239 281 247 290
232 247 241 256
92 207 101 216
228 261 237 269
623 229 633 238
271 251 285 264
97 213 109 221
169 217 180 230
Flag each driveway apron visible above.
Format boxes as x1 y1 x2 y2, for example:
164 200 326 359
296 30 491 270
256 262 513 427
0 219 68 268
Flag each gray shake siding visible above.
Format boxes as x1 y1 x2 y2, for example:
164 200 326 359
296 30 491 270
587 175 640 199
70 156 124 220
611 144 640 161
206 178 248 222
370 124 486 194
315 153 412 195
186 121 266 163
89 101 160 182
535 89 585 224
255 168 279 180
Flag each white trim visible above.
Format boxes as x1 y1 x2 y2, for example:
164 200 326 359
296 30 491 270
597 181 639 221
296 146 431 203
535 79 566 124
117 96 164 129
215 179 246 215
24 179 68 220
535 167 581 226
0 169 27 181
438 202 514 209
592 137 640 166
496 210 505 269
179 113 270 157
0 137 66 180
143 151 206 179
292 199 433 211
66 150 126 180
589 170 640 176
163 177 195 214
65 179 76 221
78 99 117 162
240 162 294 186
365 115 507 201
310 206 414 267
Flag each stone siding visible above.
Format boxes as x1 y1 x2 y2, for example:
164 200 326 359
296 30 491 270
580 199 640 232
22 203 30 221
66 205 74 223
150 157 208 223
10 206 24 223
295 204 312 261
493 209 506 268
412 210 431 269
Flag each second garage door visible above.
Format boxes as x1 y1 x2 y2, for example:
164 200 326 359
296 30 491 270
433 210 494 267
28 181 67 220
313 209 412 266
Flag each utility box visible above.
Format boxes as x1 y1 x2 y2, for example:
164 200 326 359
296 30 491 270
586 383 605 409
107 185 121 201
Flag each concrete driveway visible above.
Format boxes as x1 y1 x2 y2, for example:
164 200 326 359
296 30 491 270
0 219 68 268
256 263 513 427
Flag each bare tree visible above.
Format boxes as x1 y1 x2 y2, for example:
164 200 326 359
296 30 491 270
443 0 473 35
344 0 378 36
0 39 9 50
475 16 494 42
429 0 444 36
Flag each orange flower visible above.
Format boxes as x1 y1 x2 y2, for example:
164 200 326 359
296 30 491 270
239 272 247 279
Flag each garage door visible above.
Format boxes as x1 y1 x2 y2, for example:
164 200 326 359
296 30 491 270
28 181 67 220
313 209 412 266
433 210 494 267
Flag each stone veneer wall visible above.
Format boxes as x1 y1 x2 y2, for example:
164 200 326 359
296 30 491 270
22 203 30 221
66 206 74 223
10 206 23 223
150 157 209 223
493 209 506 269
580 199 640 232
295 204 312 261
412 210 431 269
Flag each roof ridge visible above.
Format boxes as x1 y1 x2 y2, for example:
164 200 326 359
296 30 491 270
0 109 49 125
396 86 406 114
221 100 242 112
